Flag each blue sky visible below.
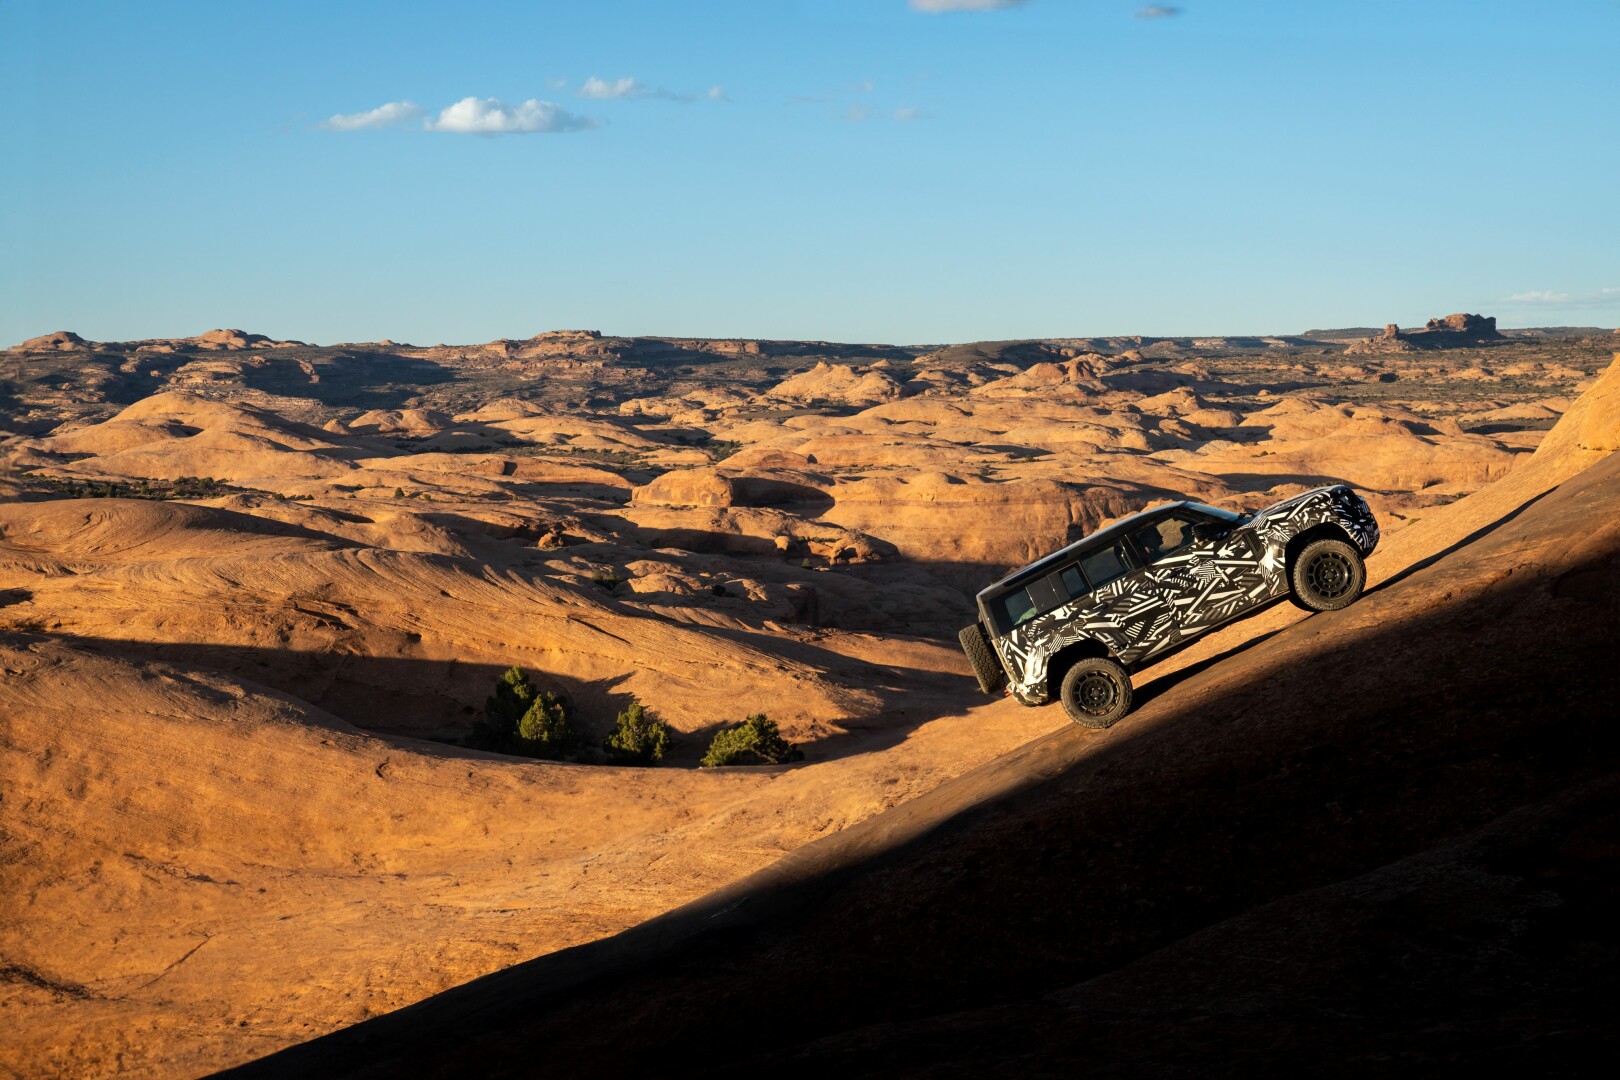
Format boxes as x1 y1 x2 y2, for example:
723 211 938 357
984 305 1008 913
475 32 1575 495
2 0 1617 345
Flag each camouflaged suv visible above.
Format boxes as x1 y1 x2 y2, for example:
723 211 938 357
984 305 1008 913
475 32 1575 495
959 485 1379 728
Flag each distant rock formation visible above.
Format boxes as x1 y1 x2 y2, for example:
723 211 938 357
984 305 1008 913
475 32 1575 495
9 328 308 353
512 330 614 359
14 330 90 351
345 408 452 435
1425 313 1500 336
1348 324 1419 356
667 338 763 357
1348 314 1504 355
530 329 603 345
194 329 275 350
767 362 905 406
969 357 1104 399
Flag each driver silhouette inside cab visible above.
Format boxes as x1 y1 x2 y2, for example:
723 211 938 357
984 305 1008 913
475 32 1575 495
1132 516 1198 566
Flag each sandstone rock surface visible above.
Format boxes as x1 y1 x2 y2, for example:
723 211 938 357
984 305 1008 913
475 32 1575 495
1 323 1613 1076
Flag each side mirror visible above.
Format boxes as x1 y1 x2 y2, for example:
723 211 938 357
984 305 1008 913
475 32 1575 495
1192 521 1229 544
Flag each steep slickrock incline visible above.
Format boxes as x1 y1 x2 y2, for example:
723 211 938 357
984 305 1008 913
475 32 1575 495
233 426 1620 1076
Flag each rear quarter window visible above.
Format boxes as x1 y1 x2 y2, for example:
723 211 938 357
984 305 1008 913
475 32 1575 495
995 588 1038 630
993 575 1065 632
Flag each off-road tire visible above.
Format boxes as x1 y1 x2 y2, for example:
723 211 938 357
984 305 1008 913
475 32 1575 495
1290 537 1366 612
959 622 1006 694
1060 657 1133 729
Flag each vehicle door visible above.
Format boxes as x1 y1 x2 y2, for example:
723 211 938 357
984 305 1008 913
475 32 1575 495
1108 513 1207 656
1128 511 1270 637
1061 534 1179 664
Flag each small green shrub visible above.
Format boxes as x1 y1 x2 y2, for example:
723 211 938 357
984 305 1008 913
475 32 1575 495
700 714 802 768
515 692 576 759
467 664 533 751
603 700 670 766
470 665 576 759
591 568 621 591
393 487 405 499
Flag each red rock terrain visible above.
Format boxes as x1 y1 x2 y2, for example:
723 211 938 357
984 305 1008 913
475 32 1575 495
0 328 1614 1076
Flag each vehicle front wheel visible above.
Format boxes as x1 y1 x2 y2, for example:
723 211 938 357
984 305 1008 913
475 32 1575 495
1060 657 1134 729
1290 537 1366 612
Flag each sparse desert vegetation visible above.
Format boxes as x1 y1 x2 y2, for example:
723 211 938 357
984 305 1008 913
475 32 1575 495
701 714 802 767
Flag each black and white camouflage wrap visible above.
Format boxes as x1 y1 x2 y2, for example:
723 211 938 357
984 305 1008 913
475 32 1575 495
994 484 1378 705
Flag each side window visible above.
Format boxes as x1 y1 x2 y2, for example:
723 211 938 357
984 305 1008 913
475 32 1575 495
997 588 1038 630
1059 563 1088 599
1079 542 1133 591
1026 576 1062 614
1130 515 1199 566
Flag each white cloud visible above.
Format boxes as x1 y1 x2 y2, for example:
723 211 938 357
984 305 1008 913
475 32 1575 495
424 97 595 135
909 0 1024 11
1136 5 1183 17
845 103 871 123
893 105 935 121
580 76 645 100
318 101 424 131
579 76 725 104
1503 287 1620 307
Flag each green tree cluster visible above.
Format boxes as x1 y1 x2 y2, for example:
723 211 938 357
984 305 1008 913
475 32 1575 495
469 665 576 759
39 474 238 501
700 714 802 768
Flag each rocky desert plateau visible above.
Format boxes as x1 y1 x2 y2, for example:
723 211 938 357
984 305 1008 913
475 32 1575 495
2 318 1618 1077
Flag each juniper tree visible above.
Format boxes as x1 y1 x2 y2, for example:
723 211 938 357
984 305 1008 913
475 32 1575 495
700 714 802 768
603 700 670 766
471 665 575 758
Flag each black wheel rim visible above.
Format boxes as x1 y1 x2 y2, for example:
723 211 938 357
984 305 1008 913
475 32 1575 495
1075 672 1118 715
1307 551 1353 599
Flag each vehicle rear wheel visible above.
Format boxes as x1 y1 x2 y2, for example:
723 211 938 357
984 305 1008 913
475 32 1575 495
1289 538 1366 612
1060 657 1133 729
958 622 1006 694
